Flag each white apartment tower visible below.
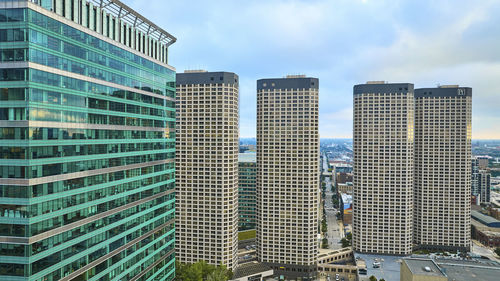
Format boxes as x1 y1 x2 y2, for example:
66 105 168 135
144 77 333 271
414 86 472 251
353 82 414 255
256 76 319 280
176 71 239 270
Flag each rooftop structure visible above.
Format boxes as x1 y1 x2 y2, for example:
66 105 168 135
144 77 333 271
87 0 176 45
402 259 446 277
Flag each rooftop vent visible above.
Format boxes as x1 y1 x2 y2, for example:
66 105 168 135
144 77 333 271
423 266 432 272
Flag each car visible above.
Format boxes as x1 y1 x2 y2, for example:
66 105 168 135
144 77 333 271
373 261 381 268
335 273 340 281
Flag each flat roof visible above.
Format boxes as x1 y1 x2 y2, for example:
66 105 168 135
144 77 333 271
436 260 500 281
471 210 500 227
403 259 446 277
239 153 256 163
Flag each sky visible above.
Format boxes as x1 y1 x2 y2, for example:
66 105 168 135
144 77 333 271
124 0 500 139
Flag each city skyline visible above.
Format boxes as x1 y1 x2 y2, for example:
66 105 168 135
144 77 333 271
124 0 500 139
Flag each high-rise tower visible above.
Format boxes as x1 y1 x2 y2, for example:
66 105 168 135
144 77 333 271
414 86 472 251
353 82 414 255
175 71 239 270
0 1 176 280
256 76 319 279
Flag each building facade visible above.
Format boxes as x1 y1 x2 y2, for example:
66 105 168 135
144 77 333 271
353 82 414 255
238 153 257 231
478 170 491 204
414 86 472 251
472 157 480 197
0 0 176 280
175 71 239 270
256 76 319 279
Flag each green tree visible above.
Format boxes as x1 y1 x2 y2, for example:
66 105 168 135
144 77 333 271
340 238 350 248
369 276 378 281
379 279 386 281
322 237 329 249
495 247 500 257
176 261 232 281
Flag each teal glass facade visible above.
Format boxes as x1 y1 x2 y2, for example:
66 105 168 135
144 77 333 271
238 154 256 231
0 4 175 281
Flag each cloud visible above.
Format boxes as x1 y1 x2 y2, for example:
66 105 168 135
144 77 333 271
123 0 500 139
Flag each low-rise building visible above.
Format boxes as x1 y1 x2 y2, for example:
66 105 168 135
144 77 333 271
471 210 500 228
402 258 500 281
338 182 353 194
471 212 500 247
401 259 447 281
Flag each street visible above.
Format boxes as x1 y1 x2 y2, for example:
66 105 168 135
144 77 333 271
321 153 344 249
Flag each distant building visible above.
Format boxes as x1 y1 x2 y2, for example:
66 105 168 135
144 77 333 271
257 75 319 280
338 182 353 194
477 156 490 170
176 71 239 270
472 157 480 197
479 170 491 204
414 86 472 252
341 194 353 225
335 172 353 185
353 82 414 255
332 163 353 174
239 153 257 230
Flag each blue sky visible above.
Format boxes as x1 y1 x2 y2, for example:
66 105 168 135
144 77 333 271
125 0 500 139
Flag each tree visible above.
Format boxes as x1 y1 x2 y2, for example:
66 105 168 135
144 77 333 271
379 279 386 281
176 261 232 281
322 237 329 249
369 276 377 281
340 238 350 248
495 247 500 257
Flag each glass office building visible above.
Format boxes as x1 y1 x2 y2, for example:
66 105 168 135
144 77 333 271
0 1 176 280
238 153 256 231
